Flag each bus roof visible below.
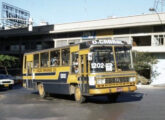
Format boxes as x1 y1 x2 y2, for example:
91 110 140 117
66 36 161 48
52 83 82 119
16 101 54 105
24 40 131 55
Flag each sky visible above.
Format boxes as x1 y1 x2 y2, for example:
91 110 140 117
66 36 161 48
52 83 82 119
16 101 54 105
0 0 159 25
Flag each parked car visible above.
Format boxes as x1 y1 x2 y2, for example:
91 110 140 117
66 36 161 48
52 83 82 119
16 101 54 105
0 74 14 89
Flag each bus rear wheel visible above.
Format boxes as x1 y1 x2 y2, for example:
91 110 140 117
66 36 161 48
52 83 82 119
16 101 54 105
74 86 86 103
38 83 47 98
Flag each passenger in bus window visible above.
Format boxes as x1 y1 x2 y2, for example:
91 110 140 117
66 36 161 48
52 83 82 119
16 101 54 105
73 58 78 65
63 60 66 65
51 57 56 66
74 65 79 73
35 63 39 68
51 56 60 66
55 59 59 66
44 62 47 67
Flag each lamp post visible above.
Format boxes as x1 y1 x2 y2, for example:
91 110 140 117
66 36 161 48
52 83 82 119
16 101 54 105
149 8 163 26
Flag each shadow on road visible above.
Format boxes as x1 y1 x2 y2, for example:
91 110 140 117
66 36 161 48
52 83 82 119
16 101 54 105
31 91 144 104
12 84 23 89
86 92 143 104
117 92 144 103
0 84 23 92
87 92 143 104
31 92 75 101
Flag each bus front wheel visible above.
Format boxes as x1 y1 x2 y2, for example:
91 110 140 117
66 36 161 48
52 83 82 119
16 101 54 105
74 86 86 103
38 83 47 98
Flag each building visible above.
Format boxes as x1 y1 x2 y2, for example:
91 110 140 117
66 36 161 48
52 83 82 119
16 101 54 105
0 13 165 85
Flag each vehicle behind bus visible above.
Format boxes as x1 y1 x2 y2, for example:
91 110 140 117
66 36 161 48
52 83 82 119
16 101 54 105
22 40 137 103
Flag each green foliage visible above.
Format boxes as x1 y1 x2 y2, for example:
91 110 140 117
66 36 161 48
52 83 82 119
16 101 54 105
133 52 158 82
0 54 18 74
0 54 18 68
133 52 157 71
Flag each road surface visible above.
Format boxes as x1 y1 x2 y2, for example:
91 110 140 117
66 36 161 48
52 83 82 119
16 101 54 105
0 85 165 120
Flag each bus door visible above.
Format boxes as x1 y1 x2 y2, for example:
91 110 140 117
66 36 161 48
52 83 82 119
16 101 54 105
80 54 88 94
26 61 33 88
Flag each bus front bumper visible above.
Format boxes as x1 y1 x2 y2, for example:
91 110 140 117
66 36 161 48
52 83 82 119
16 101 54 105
89 86 137 95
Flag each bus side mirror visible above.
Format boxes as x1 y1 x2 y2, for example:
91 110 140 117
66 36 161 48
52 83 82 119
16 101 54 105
88 53 93 61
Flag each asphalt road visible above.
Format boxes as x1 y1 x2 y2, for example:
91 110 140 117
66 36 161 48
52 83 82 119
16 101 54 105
0 85 165 120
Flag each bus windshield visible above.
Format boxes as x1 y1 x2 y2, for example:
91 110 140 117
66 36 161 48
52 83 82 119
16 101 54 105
90 46 115 73
90 46 133 73
115 46 133 71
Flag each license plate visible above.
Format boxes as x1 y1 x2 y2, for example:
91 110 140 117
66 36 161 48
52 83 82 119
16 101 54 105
4 84 9 87
117 87 122 92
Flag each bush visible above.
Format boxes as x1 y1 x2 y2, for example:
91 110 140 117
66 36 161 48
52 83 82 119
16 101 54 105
133 52 157 83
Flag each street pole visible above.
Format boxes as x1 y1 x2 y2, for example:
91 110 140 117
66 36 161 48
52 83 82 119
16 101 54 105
149 8 163 27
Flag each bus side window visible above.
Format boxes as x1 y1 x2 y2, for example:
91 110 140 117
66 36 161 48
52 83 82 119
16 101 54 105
50 50 60 66
72 52 79 73
62 48 70 66
34 54 39 68
41 52 49 67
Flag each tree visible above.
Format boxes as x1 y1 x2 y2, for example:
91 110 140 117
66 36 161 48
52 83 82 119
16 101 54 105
0 55 18 75
133 52 158 83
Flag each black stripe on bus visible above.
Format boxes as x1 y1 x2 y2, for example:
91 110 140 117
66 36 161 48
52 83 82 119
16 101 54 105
23 79 58 83
35 72 56 76
23 72 56 76
22 74 31 76
23 72 69 83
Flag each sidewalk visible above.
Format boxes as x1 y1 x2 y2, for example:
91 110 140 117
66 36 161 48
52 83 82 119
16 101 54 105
137 84 165 89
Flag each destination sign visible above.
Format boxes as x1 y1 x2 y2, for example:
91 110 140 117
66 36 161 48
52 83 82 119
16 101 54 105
92 40 124 45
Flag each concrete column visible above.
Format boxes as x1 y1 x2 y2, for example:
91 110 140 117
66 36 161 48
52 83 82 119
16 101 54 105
54 39 56 48
129 36 133 45
151 34 156 46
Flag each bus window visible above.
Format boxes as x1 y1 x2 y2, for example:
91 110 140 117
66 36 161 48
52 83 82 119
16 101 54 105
34 54 39 68
41 52 49 67
62 48 70 66
115 46 133 71
50 50 60 66
72 52 79 73
90 46 115 73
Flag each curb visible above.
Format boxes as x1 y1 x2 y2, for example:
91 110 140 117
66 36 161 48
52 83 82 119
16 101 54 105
137 84 165 89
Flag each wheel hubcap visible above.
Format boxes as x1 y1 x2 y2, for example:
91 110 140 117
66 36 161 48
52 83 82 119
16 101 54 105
75 88 81 101
38 84 44 96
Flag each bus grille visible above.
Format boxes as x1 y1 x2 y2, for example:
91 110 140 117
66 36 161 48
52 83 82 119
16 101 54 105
105 77 129 83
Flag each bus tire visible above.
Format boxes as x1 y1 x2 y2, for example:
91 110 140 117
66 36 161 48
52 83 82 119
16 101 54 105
38 83 47 98
74 86 86 103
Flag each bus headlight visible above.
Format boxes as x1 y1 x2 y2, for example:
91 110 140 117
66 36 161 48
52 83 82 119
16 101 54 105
129 77 136 82
89 76 95 85
97 79 106 84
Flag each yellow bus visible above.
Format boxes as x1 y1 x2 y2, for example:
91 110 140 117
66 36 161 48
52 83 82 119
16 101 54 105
22 40 137 103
